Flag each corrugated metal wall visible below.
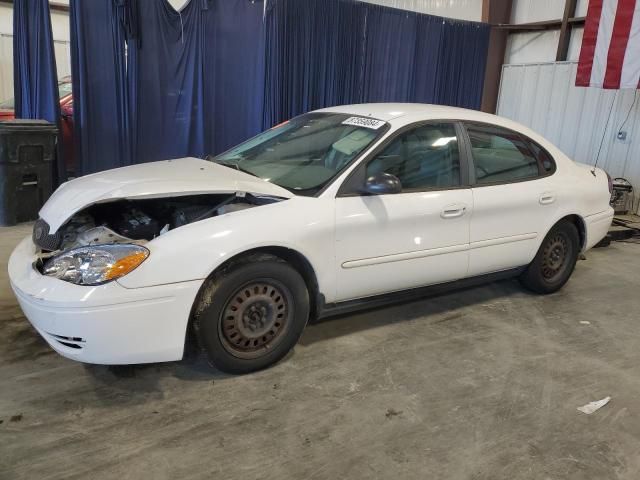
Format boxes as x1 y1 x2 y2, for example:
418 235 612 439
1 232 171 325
498 62 640 213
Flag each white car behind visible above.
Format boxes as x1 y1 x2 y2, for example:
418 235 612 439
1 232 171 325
9 104 614 373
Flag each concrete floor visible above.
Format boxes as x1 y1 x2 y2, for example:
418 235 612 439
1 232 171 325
1 224 640 480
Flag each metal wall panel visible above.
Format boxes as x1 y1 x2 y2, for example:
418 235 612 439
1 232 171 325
498 62 640 213
357 0 482 21
0 34 12 101
0 34 70 102
506 0 586 64
505 27 584 64
510 0 588 23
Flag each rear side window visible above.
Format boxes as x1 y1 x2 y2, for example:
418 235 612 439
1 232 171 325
466 124 540 184
528 140 556 174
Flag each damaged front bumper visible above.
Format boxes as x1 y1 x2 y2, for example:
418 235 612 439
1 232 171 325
8 236 202 365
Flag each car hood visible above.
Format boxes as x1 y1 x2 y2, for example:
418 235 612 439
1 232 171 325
40 157 294 232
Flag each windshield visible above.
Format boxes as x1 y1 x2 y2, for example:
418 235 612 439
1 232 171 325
213 112 387 195
0 78 72 110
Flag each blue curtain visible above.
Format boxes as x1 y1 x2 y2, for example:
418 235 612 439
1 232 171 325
13 0 65 182
202 0 265 154
68 0 489 173
13 0 59 122
360 5 418 103
435 20 491 109
127 0 206 164
263 0 490 127
70 0 131 174
262 0 365 127
128 0 265 164
412 14 445 103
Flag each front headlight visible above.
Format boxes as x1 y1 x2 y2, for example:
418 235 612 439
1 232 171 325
42 244 149 285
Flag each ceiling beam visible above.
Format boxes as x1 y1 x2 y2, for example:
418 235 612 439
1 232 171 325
494 16 585 32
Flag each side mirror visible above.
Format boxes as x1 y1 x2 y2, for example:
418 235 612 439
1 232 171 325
363 172 402 195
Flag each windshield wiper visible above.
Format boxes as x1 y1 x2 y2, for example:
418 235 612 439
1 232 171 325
215 160 259 179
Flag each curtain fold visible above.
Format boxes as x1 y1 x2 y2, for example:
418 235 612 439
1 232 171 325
128 0 265 164
70 0 131 174
13 0 59 123
13 0 64 182
127 0 205 164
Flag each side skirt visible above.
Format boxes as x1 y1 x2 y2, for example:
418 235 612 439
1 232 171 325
316 267 526 319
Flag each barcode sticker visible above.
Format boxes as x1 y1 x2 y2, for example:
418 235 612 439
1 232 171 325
342 117 386 130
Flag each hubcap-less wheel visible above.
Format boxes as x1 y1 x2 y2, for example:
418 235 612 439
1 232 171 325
541 233 570 281
219 280 292 359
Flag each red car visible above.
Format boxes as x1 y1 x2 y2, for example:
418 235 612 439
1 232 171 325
0 77 75 174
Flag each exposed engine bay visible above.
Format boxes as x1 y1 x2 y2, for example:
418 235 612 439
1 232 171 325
36 192 282 254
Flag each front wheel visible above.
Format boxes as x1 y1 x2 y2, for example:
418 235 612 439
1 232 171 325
519 221 580 294
194 256 310 374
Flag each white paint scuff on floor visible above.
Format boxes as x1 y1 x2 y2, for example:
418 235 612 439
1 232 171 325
577 396 611 415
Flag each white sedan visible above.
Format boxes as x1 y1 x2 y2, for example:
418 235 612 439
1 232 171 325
9 104 613 373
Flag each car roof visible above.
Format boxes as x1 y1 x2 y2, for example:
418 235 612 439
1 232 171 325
313 103 555 149
314 102 520 129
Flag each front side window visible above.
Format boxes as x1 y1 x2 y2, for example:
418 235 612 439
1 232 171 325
365 123 461 191
466 124 540 184
213 113 386 195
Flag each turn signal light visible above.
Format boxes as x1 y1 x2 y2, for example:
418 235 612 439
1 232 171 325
104 251 149 281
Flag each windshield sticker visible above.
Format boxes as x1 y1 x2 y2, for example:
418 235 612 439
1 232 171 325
342 117 386 130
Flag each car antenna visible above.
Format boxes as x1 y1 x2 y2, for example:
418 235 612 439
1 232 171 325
592 91 618 177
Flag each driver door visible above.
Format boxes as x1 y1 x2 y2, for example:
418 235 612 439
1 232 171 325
334 122 472 301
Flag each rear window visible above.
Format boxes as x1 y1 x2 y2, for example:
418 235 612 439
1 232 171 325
466 123 540 184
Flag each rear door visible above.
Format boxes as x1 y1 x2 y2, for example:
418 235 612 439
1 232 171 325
462 122 559 276
333 122 472 301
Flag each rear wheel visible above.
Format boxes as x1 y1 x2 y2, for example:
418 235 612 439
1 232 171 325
519 221 580 294
194 255 309 374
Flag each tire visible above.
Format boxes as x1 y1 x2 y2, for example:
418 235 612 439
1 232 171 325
193 255 309 374
519 221 580 294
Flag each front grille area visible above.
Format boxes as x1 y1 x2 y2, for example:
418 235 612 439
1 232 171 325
32 218 62 251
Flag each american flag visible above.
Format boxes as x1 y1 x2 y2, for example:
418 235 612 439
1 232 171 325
576 0 640 89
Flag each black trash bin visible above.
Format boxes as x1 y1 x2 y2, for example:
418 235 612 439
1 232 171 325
0 119 58 226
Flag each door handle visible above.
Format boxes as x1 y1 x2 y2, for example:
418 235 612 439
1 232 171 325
441 204 467 219
539 193 555 205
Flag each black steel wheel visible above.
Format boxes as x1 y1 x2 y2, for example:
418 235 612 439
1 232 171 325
194 255 309 374
219 280 293 359
540 231 571 282
520 220 579 294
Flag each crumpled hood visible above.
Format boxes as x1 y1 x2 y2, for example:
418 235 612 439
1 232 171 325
40 157 293 232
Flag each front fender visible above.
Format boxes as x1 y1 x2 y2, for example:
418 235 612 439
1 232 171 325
117 197 337 300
